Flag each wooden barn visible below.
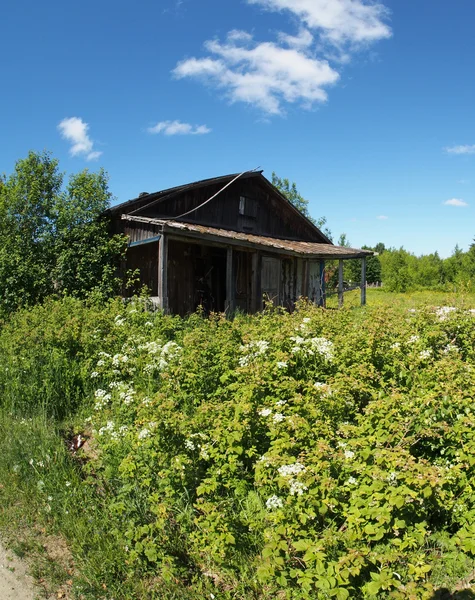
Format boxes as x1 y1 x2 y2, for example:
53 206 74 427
108 171 372 315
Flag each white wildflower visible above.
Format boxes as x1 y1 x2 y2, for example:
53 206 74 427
96 359 105 367
435 306 457 321
138 428 150 440
90 371 99 378
258 408 272 417
278 463 306 478
390 342 401 349
266 495 284 510
289 480 308 496
408 335 420 344
273 413 285 423
276 361 288 369
185 439 196 451
344 450 355 460
314 382 333 396
275 400 287 406
65 481 71 487
444 343 459 354
419 349 432 360
346 476 357 486
387 472 398 484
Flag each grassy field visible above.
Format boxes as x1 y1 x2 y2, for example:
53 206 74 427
1 293 475 599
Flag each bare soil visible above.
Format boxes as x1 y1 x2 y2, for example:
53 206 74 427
0 540 40 600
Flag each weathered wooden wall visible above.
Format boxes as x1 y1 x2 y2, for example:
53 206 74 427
134 178 326 243
124 242 159 296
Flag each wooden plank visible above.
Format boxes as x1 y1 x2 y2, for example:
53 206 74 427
128 235 161 248
226 247 234 315
338 259 344 308
303 259 309 299
361 257 367 306
158 234 168 312
261 256 281 307
319 260 326 308
251 251 261 313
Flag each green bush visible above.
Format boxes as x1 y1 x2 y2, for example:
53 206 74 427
2 297 475 597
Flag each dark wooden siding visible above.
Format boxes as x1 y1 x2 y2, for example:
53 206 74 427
134 178 325 243
125 242 159 296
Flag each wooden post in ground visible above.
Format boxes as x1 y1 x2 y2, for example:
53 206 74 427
338 259 344 308
226 247 234 315
251 251 261 313
319 259 326 308
361 257 367 306
158 234 168 312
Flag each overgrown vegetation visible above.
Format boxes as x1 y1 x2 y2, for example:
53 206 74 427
0 151 126 316
2 294 475 598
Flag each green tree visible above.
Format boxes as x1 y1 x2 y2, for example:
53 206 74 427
0 151 126 315
379 247 413 292
271 172 333 240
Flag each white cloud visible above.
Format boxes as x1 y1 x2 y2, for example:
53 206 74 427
174 31 340 115
173 1 390 115
277 28 314 49
376 215 388 220
445 145 475 155
57 117 102 161
444 198 468 207
247 0 392 46
147 120 211 135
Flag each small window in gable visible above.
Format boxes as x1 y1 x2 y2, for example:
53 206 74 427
239 196 258 218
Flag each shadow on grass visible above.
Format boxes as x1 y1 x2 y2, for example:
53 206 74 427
432 590 475 599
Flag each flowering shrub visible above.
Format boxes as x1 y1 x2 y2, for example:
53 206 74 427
3 298 475 597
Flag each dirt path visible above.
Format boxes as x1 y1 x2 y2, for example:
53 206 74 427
0 540 39 600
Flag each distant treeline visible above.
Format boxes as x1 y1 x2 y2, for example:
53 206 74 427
340 242 475 292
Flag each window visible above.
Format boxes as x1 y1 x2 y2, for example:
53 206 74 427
239 196 258 218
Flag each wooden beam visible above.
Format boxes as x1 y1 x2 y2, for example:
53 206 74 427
303 259 309 299
226 247 234 315
251 251 261 313
361 257 367 306
128 235 161 248
158 234 168 312
319 260 326 308
338 259 344 308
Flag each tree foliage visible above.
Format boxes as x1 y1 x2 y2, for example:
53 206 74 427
0 151 127 315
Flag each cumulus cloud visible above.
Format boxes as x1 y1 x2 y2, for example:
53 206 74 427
444 198 468 207
376 215 388 220
147 120 211 135
57 117 102 161
173 0 391 115
445 145 475 155
248 0 392 46
174 31 340 115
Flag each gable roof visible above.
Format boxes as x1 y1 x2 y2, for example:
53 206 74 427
107 171 333 245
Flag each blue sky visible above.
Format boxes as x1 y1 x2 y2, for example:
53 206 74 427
2 0 474 257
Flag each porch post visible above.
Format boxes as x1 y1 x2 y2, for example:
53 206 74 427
361 257 367 306
226 247 234 315
338 259 344 308
158 234 168 312
303 259 309 300
251 251 261 313
319 259 326 308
